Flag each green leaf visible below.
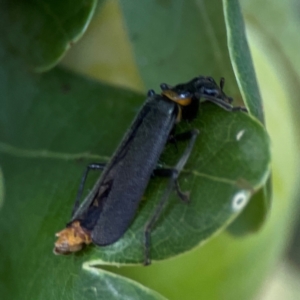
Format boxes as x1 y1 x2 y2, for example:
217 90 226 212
0 0 99 71
241 1 300 130
118 1 239 94
0 35 270 298
227 187 268 235
223 0 264 123
223 0 271 235
79 264 167 300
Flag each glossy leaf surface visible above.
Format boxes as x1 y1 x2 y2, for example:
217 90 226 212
0 0 98 71
0 43 269 298
0 1 274 299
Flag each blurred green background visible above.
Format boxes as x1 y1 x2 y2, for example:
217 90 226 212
1 0 300 299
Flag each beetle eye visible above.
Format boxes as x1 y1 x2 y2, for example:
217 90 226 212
202 88 219 97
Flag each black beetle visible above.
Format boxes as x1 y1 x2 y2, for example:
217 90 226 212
54 76 246 265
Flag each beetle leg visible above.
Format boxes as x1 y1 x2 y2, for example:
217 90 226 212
167 126 178 151
172 130 197 141
152 168 189 202
174 179 190 203
72 163 106 217
167 128 199 152
144 129 199 265
232 106 248 112
154 129 199 201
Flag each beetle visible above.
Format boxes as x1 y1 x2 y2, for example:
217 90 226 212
54 76 246 265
